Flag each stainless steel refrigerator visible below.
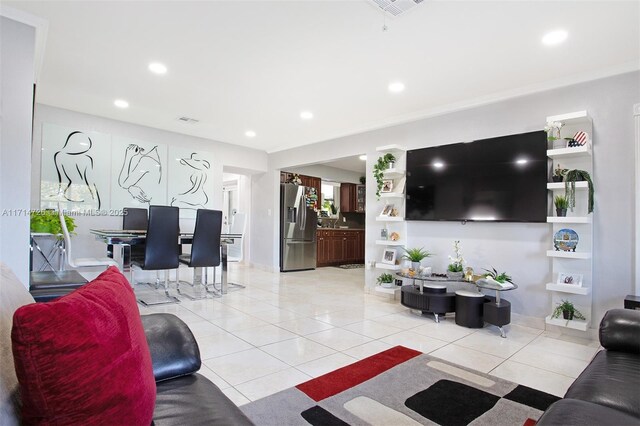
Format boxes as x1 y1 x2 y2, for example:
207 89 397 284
280 184 317 272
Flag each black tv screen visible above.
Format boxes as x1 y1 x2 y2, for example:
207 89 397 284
406 131 548 222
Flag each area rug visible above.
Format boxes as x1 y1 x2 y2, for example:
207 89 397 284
241 346 559 426
337 264 365 269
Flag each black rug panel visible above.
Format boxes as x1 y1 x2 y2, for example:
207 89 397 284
301 405 350 426
504 385 561 412
405 379 500 426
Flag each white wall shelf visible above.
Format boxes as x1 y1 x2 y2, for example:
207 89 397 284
375 240 404 246
545 283 591 295
547 182 589 190
547 145 592 159
376 144 406 154
383 169 405 179
547 216 592 224
545 110 594 332
376 263 400 271
376 216 404 222
546 250 591 259
380 192 404 198
545 315 589 331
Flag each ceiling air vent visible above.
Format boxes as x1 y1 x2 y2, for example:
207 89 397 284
177 116 199 124
370 0 424 17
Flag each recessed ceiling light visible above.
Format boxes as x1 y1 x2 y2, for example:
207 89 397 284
148 62 167 74
245 130 256 138
542 29 568 46
433 161 444 169
388 81 405 93
359 155 367 161
114 99 129 108
300 111 314 120
516 158 528 165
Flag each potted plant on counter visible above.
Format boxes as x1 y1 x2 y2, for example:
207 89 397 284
552 299 586 321
373 153 396 199
402 247 433 271
554 195 569 217
376 272 394 288
447 240 464 280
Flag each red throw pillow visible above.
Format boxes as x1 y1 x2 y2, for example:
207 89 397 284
12 267 156 425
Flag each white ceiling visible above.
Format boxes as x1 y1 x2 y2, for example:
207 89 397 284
320 155 367 174
7 1 640 153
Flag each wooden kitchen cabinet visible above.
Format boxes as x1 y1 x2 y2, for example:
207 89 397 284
340 183 365 213
316 229 364 267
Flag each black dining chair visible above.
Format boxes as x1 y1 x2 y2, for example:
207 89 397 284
122 207 148 262
131 205 180 305
177 209 223 299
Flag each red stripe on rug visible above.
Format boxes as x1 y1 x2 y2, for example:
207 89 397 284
523 419 537 426
296 345 421 402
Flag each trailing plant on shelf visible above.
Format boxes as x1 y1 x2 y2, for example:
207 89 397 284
483 267 513 284
564 169 594 213
552 299 586 321
554 195 569 217
373 153 396 199
30 210 76 236
376 272 394 286
447 240 464 273
552 164 568 182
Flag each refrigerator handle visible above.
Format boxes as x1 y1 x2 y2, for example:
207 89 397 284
300 198 306 231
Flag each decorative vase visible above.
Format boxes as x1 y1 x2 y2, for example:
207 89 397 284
562 310 574 320
552 176 563 183
411 261 421 271
556 208 567 217
388 162 395 170
552 138 566 149
447 271 464 281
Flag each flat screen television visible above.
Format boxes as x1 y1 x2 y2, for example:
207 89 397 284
406 130 548 223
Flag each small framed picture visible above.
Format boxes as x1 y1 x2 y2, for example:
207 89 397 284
380 204 394 217
381 248 397 265
557 273 583 287
381 179 394 193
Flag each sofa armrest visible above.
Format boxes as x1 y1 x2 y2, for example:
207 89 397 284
141 313 202 382
599 309 640 354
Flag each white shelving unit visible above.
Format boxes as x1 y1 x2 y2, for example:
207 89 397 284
545 110 594 331
373 145 407 291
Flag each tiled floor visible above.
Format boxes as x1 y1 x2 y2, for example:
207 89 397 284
137 265 600 406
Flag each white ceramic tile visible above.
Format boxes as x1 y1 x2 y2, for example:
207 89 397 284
185 320 224 340
510 346 592 378
260 337 336 366
381 330 448 354
314 309 367 326
528 336 599 361
489 360 575 397
197 365 231 390
372 311 432 330
306 328 373 351
246 307 304 324
214 312 270 332
235 368 312 401
296 352 358 378
453 329 534 359
221 387 251 406
196 331 254 360
275 317 334 335
343 341 395 360
343 320 404 339
429 344 505 374
411 320 477 342
203 348 290 385
232 324 298 347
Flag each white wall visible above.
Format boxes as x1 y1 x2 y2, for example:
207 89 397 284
266 71 640 325
0 17 35 286
31 104 267 263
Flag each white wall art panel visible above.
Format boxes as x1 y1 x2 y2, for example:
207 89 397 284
40 123 111 211
111 135 167 209
168 147 215 218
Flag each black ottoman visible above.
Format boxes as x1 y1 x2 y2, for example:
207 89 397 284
455 290 485 328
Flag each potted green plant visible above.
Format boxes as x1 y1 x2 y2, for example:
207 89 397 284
447 240 464 280
544 121 565 149
359 176 366 184
482 267 513 287
564 169 594 213
376 272 394 288
552 299 586 321
402 247 433 271
552 164 568 183
373 153 396 199
30 210 76 236
554 195 569 217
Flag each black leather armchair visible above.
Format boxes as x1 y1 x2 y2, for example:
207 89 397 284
142 313 253 425
537 309 640 425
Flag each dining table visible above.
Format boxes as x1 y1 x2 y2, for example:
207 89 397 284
89 229 242 294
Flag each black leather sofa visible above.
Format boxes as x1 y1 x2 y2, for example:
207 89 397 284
537 309 640 425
